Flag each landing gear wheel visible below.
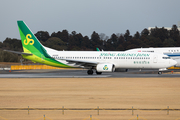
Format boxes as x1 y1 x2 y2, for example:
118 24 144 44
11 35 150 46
158 71 162 75
87 69 93 75
96 71 102 75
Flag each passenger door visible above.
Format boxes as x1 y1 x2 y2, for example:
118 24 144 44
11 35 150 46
153 55 158 63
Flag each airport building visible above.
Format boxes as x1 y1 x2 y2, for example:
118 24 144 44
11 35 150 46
148 21 180 31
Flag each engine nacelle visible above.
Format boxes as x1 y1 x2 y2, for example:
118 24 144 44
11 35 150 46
96 63 115 72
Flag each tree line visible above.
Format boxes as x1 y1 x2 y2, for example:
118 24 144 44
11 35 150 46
0 25 180 62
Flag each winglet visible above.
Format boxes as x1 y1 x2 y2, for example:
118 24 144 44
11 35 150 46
96 48 100 51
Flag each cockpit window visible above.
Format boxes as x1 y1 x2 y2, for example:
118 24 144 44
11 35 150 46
163 57 170 59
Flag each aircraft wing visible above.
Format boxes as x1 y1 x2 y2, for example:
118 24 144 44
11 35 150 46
62 59 98 68
4 50 33 55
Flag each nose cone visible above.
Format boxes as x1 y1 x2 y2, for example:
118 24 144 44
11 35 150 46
170 59 177 66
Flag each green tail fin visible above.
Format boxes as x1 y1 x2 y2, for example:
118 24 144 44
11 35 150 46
17 21 70 68
17 21 50 57
96 48 100 51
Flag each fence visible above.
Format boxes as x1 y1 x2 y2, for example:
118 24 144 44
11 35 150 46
1 106 180 120
168 66 180 69
10 65 180 70
0 106 178 115
10 65 65 70
5 63 180 70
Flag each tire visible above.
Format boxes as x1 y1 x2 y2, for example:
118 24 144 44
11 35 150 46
87 69 93 75
158 71 162 75
96 71 102 75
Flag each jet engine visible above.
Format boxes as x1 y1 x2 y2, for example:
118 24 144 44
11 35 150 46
96 63 115 72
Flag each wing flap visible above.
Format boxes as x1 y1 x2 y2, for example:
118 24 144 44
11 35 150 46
62 59 98 67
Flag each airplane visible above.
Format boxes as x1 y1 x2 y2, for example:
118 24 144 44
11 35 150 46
126 47 180 67
5 21 177 75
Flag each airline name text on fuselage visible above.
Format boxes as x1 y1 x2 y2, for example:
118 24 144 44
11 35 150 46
99 53 150 57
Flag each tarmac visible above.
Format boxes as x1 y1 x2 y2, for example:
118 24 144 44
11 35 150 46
0 69 180 78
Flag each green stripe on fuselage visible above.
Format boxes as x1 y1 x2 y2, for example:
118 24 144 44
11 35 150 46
22 47 71 68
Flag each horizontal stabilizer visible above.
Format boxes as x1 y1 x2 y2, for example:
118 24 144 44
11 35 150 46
4 50 33 55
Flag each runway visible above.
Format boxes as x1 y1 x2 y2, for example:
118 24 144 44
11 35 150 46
0 69 180 78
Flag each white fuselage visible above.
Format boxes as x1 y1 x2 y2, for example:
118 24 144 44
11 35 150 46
45 47 176 70
126 47 180 66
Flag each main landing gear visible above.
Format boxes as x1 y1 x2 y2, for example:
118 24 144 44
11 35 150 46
87 69 93 75
158 71 162 75
87 69 102 75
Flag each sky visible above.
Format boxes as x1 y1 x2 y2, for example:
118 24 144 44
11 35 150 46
0 0 180 42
